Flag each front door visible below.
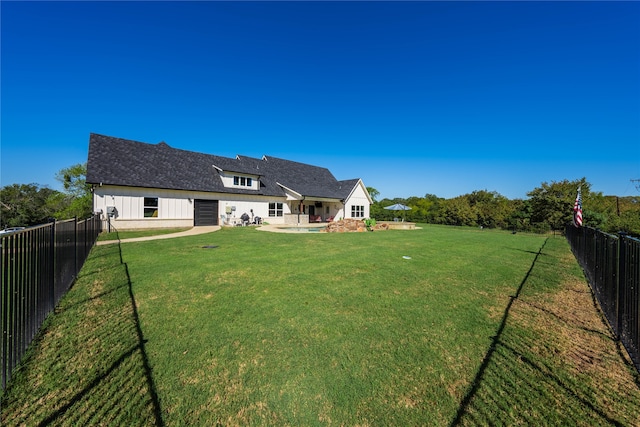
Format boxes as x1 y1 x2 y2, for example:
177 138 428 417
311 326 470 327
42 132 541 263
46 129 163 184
194 199 218 226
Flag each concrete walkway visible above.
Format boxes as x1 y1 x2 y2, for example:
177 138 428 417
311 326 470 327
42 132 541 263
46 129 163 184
96 226 221 245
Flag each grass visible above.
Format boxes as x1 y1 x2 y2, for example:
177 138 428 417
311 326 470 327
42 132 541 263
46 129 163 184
2 225 639 426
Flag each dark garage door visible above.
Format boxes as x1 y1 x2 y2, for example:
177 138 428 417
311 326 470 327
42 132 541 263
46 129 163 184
194 199 218 226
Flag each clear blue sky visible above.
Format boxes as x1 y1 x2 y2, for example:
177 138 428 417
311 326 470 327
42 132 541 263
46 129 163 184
2 1 639 200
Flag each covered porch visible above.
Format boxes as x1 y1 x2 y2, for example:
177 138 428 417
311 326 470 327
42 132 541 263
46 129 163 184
283 198 341 224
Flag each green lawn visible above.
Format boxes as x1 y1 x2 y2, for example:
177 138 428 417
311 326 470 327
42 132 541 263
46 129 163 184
2 225 639 426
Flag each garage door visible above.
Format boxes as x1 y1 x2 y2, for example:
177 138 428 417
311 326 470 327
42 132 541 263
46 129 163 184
194 199 218 226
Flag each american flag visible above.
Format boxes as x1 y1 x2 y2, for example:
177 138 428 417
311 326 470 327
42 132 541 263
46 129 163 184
573 187 583 227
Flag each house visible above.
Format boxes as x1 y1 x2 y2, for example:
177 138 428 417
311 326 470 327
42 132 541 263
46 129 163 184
86 133 372 229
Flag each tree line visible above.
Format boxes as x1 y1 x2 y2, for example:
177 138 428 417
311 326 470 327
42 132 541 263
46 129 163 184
2 167 638 237
369 178 640 236
1 164 93 229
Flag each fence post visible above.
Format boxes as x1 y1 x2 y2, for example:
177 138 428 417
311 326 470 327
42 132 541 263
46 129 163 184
617 234 627 338
1 216 103 390
74 216 79 278
50 220 56 313
1 234 6 389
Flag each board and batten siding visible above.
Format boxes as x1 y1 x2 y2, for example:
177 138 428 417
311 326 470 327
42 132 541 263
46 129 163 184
92 185 290 229
344 180 372 219
93 186 197 229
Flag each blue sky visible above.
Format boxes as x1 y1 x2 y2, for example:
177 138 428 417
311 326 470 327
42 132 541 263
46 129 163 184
2 1 639 200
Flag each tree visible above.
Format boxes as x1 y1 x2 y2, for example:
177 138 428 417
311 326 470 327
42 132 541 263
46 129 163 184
610 209 640 237
527 178 590 231
366 187 380 202
440 196 476 226
506 199 532 232
0 163 93 228
361 177 639 235
49 163 93 220
466 190 511 229
371 197 409 221
410 194 443 223
600 196 640 236
0 184 59 227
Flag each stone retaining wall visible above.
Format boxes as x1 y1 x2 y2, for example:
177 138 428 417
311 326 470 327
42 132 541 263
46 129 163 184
325 219 390 232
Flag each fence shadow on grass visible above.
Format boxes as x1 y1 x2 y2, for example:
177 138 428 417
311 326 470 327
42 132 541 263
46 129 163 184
0 242 164 426
448 238 549 427
449 237 640 426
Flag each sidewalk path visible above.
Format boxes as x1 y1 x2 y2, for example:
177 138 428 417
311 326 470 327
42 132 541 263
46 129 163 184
96 226 221 245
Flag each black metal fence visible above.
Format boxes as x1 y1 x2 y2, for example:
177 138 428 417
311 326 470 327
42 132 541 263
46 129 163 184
1 215 102 389
566 225 640 370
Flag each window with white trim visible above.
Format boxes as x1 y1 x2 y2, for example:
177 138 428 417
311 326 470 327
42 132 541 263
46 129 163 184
351 205 364 218
233 176 253 187
269 202 283 217
144 197 159 218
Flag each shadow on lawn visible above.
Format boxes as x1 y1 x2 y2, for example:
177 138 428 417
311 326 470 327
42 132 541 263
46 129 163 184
449 237 640 426
448 238 549 426
0 242 164 426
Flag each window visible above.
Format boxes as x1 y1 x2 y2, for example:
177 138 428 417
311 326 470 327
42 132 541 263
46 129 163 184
144 197 159 218
351 205 364 218
233 176 253 187
268 202 283 217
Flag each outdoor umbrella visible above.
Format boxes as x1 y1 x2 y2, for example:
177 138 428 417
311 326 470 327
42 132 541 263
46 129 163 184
384 203 411 221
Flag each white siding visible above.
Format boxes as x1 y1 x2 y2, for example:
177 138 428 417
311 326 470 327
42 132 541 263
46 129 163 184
161 197 191 219
219 195 290 225
219 172 260 191
93 185 288 228
91 180 372 229
94 186 192 220
343 180 372 219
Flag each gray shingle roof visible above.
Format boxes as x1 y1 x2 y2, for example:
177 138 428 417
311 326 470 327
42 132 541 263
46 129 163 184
86 133 360 200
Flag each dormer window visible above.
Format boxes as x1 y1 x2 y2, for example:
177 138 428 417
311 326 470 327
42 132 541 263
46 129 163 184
219 169 258 190
233 176 252 187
